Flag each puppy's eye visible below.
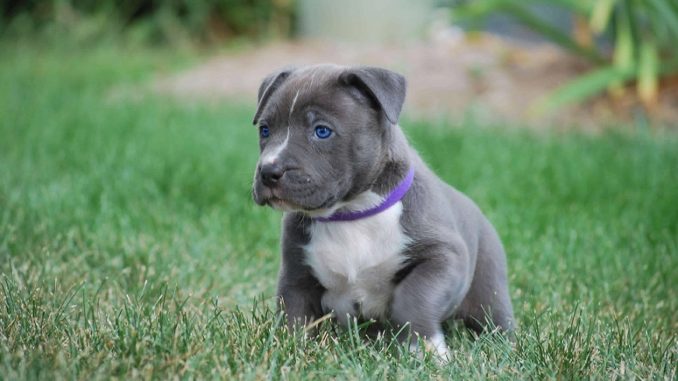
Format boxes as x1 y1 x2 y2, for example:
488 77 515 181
314 125 333 139
259 125 270 138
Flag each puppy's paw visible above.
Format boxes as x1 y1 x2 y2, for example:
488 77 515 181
408 333 451 364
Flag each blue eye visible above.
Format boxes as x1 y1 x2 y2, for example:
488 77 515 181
314 125 333 139
259 125 270 138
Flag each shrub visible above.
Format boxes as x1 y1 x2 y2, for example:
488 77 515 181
0 0 296 44
454 0 678 113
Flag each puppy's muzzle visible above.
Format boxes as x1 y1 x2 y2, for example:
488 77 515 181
259 163 285 188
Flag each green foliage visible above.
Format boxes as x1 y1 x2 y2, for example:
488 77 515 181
454 0 678 112
0 0 295 44
0 44 677 379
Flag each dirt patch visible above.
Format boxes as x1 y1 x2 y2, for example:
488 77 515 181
154 34 678 129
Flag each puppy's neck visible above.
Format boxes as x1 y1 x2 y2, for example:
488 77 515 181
371 125 412 196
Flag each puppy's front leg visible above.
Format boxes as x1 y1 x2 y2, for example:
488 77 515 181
276 245 324 329
277 278 324 330
390 242 471 359
276 214 325 330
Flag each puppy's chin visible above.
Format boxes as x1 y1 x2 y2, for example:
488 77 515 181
267 198 339 218
259 194 341 218
268 198 302 212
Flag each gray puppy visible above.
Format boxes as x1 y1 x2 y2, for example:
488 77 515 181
252 64 514 358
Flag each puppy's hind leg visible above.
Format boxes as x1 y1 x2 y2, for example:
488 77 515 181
390 242 472 360
457 222 514 334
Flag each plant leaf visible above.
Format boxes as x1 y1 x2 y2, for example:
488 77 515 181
637 39 659 108
590 0 617 33
647 0 678 38
501 2 606 64
613 1 634 71
533 66 635 114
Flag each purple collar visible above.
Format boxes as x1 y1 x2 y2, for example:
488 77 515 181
314 167 415 223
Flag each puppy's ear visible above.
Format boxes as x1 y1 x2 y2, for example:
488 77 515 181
339 67 407 124
252 67 295 125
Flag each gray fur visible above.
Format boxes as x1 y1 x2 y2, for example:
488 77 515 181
251 64 514 350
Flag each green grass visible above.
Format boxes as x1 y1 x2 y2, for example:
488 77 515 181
0 42 676 380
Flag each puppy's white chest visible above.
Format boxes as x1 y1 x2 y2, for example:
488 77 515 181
304 201 409 324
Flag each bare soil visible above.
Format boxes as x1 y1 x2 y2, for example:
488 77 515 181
154 34 678 129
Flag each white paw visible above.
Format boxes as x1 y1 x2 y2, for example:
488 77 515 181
409 333 451 363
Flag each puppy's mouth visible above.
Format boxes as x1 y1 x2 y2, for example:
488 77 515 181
255 185 339 216
266 196 303 212
266 196 338 216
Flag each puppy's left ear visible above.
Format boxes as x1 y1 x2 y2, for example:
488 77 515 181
252 67 295 125
339 67 407 124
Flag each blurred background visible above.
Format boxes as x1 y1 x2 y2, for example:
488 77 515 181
1 1 677 378
2 0 677 127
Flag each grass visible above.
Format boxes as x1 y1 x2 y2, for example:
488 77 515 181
0 41 676 380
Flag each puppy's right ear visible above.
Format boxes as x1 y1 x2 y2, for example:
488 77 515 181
252 68 294 125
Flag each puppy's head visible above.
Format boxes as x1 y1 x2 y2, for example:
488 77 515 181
251 64 406 216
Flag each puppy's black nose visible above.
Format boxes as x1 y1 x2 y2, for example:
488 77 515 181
260 163 284 187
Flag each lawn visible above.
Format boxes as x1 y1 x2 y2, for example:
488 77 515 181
0 42 676 380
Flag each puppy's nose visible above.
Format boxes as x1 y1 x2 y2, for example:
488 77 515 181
260 163 284 187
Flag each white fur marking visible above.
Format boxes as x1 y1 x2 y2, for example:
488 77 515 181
429 333 451 359
261 127 290 165
409 333 451 362
304 194 410 326
289 90 300 118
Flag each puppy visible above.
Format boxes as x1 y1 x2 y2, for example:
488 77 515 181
252 65 514 358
